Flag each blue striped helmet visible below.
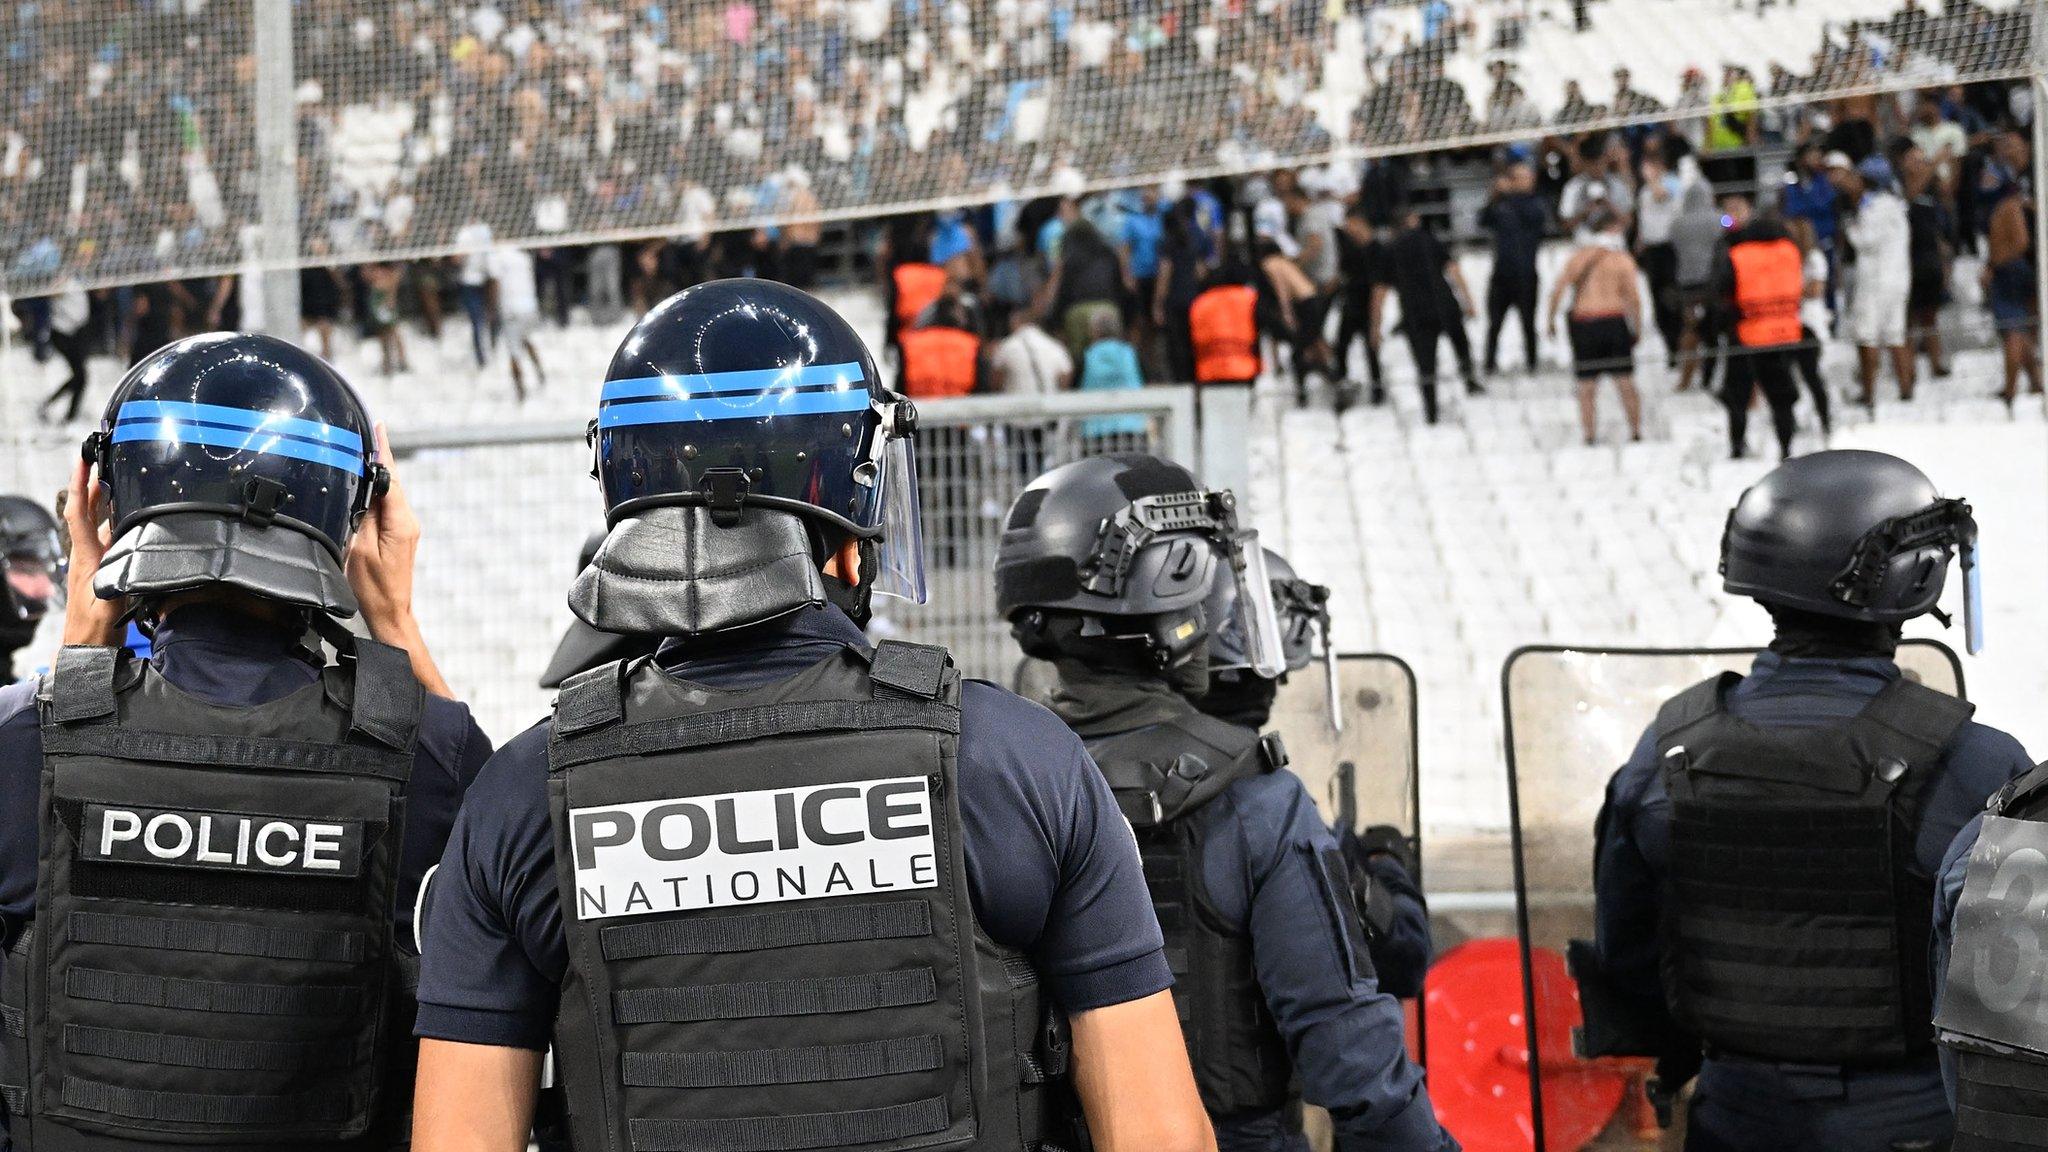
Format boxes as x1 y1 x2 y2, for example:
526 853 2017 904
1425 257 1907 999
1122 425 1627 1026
86 333 381 616
592 279 925 603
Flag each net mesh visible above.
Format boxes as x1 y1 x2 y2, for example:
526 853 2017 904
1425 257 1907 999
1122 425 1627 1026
2 0 2038 298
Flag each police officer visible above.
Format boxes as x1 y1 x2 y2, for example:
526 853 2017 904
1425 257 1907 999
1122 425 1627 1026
1195 549 1432 1000
0 332 493 1151
1933 761 2048 1150
994 455 1456 1152
0 499 63 684
1583 449 2027 1152
409 280 1214 1152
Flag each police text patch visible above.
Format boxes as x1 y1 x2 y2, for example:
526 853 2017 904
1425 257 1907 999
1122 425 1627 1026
569 777 940 921
79 803 366 878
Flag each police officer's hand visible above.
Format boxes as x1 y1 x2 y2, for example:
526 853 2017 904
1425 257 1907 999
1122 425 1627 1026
60 456 124 647
346 425 456 698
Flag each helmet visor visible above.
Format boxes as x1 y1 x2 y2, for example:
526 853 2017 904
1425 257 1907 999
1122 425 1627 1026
868 423 929 604
1222 532 1288 680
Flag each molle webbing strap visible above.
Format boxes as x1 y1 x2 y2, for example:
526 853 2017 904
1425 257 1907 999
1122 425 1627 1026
550 698 960 771
37 726 413 781
1 1084 24 1116
868 641 950 700
63 1024 362 1072
45 646 121 724
621 1034 944 1088
65 967 359 1018
0 1004 19 1037
554 659 631 737
627 1095 951 1152
345 638 425 751
60 1077 352 1126
612 970 939 1025
69 911 368 964
1955 1050 2048 1150
601 900 932 961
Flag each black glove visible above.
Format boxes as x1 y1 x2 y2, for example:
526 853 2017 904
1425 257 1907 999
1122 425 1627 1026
1355 824 1418 877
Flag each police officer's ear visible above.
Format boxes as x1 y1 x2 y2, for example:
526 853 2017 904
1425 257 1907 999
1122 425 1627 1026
822 535 863 586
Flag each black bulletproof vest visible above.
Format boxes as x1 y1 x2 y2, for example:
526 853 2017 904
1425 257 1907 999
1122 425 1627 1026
1936 763 2048 1152
0 641 423 1150
1082 712 1300 1121
1655 673 1972 1066
544 642 1074 1152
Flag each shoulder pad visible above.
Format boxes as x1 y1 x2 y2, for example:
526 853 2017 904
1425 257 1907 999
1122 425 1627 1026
554 657 631 737
345 637 424 752
869 640 951 701
1864 676 1976 757
1653 673 1737 749
41 646 123 725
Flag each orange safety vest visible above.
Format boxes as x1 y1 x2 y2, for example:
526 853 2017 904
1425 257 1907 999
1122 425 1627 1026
1728 237 1803 348
892 263 948 326
1188 285 1260 383
898 326 981 398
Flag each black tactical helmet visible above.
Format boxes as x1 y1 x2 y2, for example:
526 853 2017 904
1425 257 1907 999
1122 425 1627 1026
995 454 1282 672
1721 450 1975 626
0 495 65 643
84 333 384 617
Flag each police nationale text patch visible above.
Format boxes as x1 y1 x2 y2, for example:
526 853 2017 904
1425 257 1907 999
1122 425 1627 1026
79 803 366 878
569 777 940 921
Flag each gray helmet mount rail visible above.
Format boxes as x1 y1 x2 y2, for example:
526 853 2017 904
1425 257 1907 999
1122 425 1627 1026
1080 489 1240 598
1829 498 1975 614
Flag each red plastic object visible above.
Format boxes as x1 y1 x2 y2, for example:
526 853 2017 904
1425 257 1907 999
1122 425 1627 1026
1423 939 1627 1152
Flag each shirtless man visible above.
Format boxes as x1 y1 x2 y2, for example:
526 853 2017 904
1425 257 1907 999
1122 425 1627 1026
1547 205 1643 445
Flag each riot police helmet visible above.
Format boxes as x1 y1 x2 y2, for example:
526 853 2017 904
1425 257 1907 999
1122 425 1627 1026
995 454 1285 674
574 279 925 636
1721 449 1978 636
84 333 383 617
0 495 65 647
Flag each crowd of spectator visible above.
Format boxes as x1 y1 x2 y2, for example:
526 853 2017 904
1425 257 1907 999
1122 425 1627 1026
1 0 2037 300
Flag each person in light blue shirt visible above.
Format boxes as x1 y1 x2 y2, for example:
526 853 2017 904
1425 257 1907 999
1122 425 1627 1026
1078 308 1148 439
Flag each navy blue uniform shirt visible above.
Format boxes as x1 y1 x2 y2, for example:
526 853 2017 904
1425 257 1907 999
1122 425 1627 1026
0 605 492 1147
1183 769 1454 1152
414 604 1173 1050
1594 652 2030 1149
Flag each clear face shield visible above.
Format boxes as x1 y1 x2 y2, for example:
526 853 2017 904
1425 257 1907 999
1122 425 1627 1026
860 397 929 605
1221 531 1289 681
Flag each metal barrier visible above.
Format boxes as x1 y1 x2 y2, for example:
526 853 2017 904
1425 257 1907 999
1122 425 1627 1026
390 387 1207 740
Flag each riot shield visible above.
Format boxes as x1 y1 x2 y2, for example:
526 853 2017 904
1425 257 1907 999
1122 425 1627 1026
1269 654 1421 849
1501 640 1966 1152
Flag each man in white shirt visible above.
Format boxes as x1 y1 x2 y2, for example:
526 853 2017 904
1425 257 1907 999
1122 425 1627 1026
1828 152 1916 404
487 244 547 401
991 312 1074 396
454 217 495 367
